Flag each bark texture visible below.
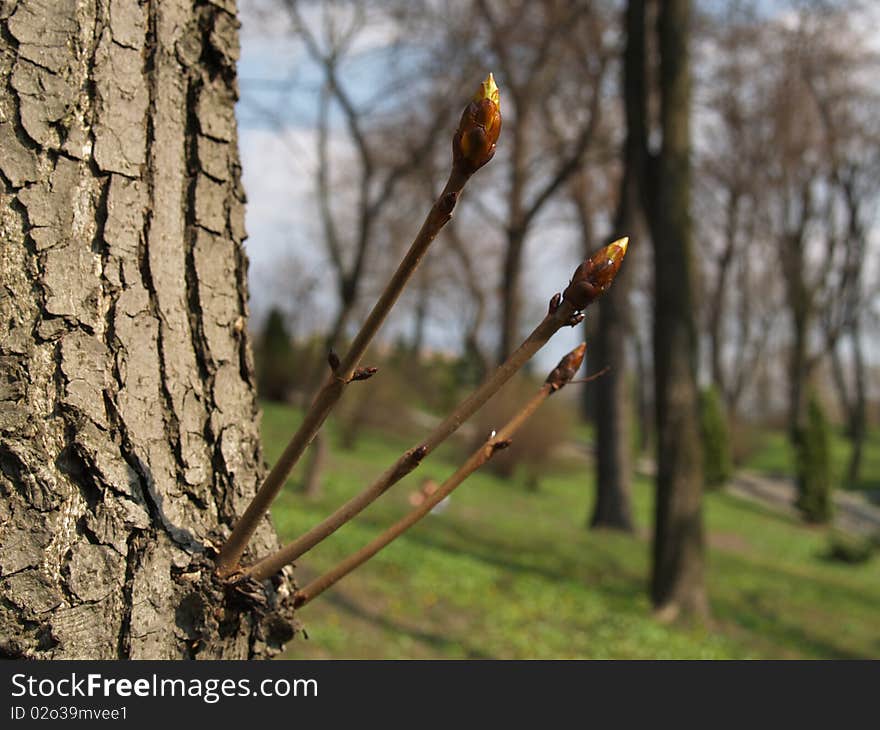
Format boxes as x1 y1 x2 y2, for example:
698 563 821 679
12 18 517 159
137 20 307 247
0 0 296 659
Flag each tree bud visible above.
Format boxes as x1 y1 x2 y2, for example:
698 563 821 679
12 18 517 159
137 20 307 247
562 237 629 310
452 73 502 175
545 343 587 391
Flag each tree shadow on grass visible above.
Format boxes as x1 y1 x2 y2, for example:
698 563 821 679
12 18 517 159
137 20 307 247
711 590 874 659
346 511 648 608
709 549 880 658
350 510 880 658
292 566 493 659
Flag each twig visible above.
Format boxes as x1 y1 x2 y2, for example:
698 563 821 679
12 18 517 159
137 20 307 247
291 343 588 607
243 238 628 581
216 75 503 577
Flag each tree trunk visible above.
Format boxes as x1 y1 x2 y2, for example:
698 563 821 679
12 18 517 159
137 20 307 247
497 108 527 364
588 0 647 533
498 227 526 363
590 269 634 530
0 0 296 659
647 0 708 620
633 325 652 454
411 268 430 358
783 236 812 511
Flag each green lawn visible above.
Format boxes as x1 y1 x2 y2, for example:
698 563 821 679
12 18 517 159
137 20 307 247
259 402 880 659
743 426 880 492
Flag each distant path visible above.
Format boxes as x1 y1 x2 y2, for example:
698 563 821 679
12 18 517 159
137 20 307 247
727 471 880 537
631 453 880 537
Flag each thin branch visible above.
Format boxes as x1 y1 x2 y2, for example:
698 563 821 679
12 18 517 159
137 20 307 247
217 172 463 576
288 343 588 608
244 301 576 581
243 238 629 581
317 82 345 275
216 75 503 577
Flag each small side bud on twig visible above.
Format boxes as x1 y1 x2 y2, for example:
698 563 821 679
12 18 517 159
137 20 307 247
327 350 341 372
439 191 459 216
568 312 585 327
546 342 587 392
490 439 512 454
453 73 502 175
548 292 562 315
350 367 378 382
562 236 629 311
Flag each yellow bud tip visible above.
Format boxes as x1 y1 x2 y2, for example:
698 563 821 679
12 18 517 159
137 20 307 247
610 236 629 258
475 72 500 106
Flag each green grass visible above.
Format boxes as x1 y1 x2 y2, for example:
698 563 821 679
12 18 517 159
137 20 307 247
743 426 880 492
260 402 880 659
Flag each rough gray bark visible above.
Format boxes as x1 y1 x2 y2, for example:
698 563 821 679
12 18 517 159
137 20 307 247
0 0 297 659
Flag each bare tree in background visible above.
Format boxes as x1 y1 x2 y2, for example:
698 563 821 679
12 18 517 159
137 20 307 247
695 6 779 420
805 11 880 487
284 0 456 354
469 0 614 362
758 5 879 505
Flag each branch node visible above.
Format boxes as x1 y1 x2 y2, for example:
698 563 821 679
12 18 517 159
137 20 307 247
439 191 459 216
567 312 585 327
548 292 561 315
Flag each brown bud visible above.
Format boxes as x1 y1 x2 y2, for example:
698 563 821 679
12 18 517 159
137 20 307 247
562 237 629 311
327 350 340 372
452 73 502 175
548 292 561 315
545 342 587 392
351 366 378 382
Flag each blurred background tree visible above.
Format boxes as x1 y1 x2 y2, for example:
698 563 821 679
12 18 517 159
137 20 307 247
257 308 297 401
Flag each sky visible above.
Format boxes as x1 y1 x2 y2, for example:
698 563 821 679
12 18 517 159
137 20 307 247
234 0 880 375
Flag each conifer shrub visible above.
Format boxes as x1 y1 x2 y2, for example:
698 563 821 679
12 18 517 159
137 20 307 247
795 393 833 523
700 386 733 489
